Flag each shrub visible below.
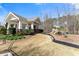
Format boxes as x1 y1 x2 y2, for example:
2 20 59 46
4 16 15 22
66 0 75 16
35 29 43 33
26 29 34 34
9 27 16 35
16 31 24 36
16 29 34 35
56 31 62 35
24 29 34 35
0 34 24 40
0 27 7 35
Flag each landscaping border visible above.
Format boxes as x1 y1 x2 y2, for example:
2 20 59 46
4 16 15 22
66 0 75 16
45 33 79 48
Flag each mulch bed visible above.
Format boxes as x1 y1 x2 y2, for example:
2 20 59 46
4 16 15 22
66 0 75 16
51 34 79 44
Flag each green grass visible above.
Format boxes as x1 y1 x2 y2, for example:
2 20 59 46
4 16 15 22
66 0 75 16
0 34 24 40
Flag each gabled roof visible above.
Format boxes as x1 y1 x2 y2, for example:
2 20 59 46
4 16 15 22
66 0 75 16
5 12 40 25
12 12 27 22
5 12 27 22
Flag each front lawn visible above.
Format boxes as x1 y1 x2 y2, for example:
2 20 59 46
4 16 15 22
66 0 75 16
0 34 25 40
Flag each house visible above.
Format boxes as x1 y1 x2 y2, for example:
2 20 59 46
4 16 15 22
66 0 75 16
5 12 41 34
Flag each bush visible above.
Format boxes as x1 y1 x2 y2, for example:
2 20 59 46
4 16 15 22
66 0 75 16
56 31 62 35
16 29 34 35
16 31 24 36
0 27 7 35
9 27 16 35
35 29 43 33
25 29 34 35
28 29 33 34
5 35 24 40
0 34 24 40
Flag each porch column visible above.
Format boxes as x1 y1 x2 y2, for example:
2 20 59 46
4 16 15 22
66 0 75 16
25 24 29 29
31 23 34 29
7 23 10 34
18 21 22 31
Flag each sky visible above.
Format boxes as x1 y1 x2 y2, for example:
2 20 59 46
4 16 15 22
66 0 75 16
0 3 79 25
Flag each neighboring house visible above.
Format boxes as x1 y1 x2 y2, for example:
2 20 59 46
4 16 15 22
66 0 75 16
5 12 41 34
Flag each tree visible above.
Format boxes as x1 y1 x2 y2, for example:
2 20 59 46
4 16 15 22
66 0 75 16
74 15 79 34
44 17 54 33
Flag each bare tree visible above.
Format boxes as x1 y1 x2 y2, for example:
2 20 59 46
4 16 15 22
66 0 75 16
56 6 60 26
44 14 54 33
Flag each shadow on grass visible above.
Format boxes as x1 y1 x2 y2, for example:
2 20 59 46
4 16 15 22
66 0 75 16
53 39 79 48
